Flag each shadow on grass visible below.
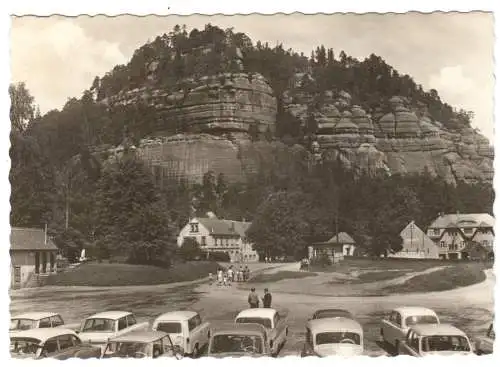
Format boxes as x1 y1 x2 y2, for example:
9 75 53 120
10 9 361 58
248 271 318 283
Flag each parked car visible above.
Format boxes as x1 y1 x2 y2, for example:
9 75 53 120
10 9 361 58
151 310 210 357
398 324 474 356
380 307 439 351
301 317 364 357
310 309 355 320
235 308 288 356
10 312 80 336
101 330 183 359
77 311 148 351
10 328 101 360
475 322 495 355
207 323 271 358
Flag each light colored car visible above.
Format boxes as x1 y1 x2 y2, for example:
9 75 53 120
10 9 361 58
380 307 439 351
77 311 148 351
10 312 80 336
10 328 101 360
207 323 271 358
235 308 288 356
399 324 474 356
101 330 183 359
301 317 364 357
151 310 210 357
475 323 495 355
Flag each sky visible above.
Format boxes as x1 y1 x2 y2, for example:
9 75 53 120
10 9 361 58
10 12 495 141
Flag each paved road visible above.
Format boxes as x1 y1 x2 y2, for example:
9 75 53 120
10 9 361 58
9 264 494 357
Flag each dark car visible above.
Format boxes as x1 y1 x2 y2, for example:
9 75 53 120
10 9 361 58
10 328 101 360
310 309 355 320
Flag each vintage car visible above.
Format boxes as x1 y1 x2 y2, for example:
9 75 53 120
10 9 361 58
101 330 183 359
151 310 210 357
475 322 495 355
301 317 364 357
10 312 80 336
207 323 271 358
380 307 439 351
398 324 474 356
235 308 288 356
10 328 101 360
310 309 355 320
77 311 148 351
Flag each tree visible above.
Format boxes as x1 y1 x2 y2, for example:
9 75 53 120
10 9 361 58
9 82 37 132
179 237 202 261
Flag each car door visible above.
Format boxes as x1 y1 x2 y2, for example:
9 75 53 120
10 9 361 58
385 311 402 345
273 313 285 345
53 334 78 359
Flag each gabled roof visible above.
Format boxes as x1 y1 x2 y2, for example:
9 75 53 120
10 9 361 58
314 232 356 245
10 227 58 251
428 213 494 229
196 217 251 237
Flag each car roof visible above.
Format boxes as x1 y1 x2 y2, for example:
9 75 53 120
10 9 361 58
236 308 277 319
393 307 437 317
11 328 77 342
154 311 197 321
86 311 132 320
411 324 467 337
307 317 363 334
210 322 267 336
109 330 168 343
12 312 60 321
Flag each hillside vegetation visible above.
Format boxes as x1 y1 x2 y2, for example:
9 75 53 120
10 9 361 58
10 24 493 263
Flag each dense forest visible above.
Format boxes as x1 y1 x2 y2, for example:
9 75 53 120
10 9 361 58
9 24 493 263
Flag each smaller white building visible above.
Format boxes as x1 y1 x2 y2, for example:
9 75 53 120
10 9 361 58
177 214 259 263
389 221 439 259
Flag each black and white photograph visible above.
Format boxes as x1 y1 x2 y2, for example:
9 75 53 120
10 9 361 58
6 7 496 360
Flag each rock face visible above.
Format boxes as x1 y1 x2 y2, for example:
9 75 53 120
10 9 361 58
109 72 277 135
284 78 493 184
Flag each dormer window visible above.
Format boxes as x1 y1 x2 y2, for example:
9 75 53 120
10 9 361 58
190 223 199 233
463 228 473 234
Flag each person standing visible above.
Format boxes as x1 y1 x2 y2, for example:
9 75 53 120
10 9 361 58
248 288 260 308
262 288 272 308
244 266 250 282
228 267 234 283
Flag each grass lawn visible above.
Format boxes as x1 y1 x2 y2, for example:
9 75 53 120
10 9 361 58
45 261 220 287
355 270 410 283
382 262 490 294
248 271 318 283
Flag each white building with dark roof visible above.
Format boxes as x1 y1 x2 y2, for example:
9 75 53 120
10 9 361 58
177 213 259 263
389 221 439 259
426 213 494 260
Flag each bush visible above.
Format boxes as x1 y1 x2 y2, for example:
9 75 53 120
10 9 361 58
310 253 332 268
179 238 202 261
206 251 230 262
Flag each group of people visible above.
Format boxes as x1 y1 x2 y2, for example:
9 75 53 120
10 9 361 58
209 265 251 286
247 288 272 308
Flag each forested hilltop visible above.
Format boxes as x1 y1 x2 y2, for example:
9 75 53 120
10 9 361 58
10 24 494 262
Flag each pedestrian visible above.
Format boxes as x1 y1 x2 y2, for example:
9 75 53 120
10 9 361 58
228 267 234 283
262 288 272 308
217 268 223 286
238 266 244 282
244 266 250 282
248 288 260 308
208 272 214 285
223 272 228 287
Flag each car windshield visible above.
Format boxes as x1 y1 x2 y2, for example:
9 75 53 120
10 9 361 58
82 318 116 332
156 322 182 334
10 319 36 331
406 315 439 326
314 310 353 319
421 335 470 352
105 342 150 358
210 334 263 354
10 338 42 357
236 317 272 329
315 332 361 345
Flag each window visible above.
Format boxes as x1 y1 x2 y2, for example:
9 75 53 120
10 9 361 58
201 236 206 246
126 315 137 327
463 228 473 234
273 313 280 327
82 318 115 332
190 223 199 233
57 335 75 350
118 317 127 331
188 315 201 331
156 322 182 333
42 338 59 354
50 315 64 327
394 312 402 327
483 240 489 247
433 229 440 236
440 241 445 248
39 318 51 328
